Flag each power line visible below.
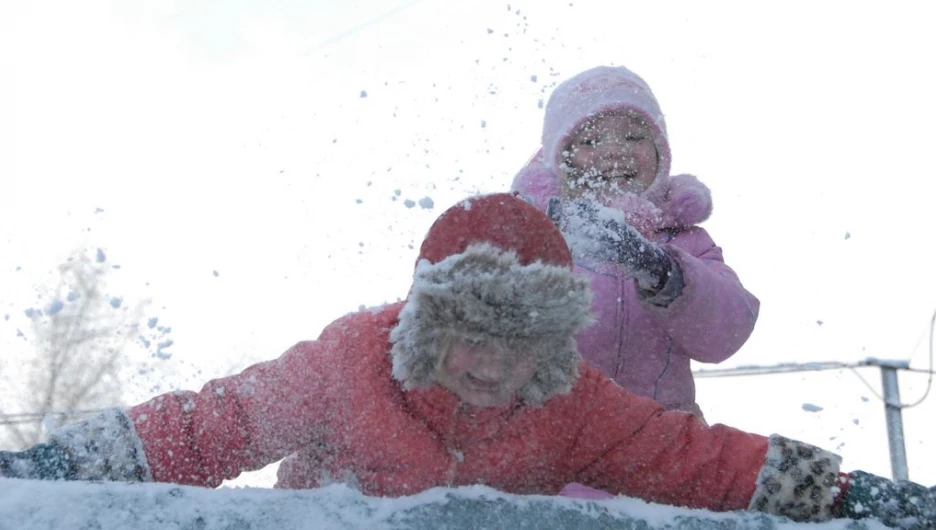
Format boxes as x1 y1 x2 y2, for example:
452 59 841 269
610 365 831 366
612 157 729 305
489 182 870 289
691 359 935 378
311 0 427 51
695 306 936 411
694 359 934 408
900 306 936 408
0 408 105 426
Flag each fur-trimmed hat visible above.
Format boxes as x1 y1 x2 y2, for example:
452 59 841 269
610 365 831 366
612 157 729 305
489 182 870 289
389 193 594 404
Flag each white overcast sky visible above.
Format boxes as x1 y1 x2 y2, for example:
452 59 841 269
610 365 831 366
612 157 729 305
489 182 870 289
2 0 935 486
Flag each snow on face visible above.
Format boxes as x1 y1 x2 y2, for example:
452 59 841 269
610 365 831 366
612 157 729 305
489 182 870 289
561 112 658 197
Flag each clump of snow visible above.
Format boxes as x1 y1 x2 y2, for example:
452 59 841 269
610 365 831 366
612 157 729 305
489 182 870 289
46 299 65 316
155 339 174 360
0 479 890 530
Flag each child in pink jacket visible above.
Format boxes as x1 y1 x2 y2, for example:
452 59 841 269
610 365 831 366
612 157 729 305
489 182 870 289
0 193 932 529
512 65 760 419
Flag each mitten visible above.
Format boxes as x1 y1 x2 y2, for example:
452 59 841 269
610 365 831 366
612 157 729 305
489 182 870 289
1 410 150 482
836 470 936 529
0 443 73 480
549 197 673 292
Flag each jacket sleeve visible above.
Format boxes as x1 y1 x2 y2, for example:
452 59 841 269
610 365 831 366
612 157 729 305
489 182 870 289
571 370 842 522
649 226 760 363
127 338 342 487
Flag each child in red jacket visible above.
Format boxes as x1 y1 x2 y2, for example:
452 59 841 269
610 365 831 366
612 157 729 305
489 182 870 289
1 193 932 529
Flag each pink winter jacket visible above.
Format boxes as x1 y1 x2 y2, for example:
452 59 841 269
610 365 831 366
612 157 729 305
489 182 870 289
513 65 760 418
512 153 759 417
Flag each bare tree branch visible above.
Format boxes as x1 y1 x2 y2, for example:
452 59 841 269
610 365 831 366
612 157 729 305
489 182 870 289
1 250 151 448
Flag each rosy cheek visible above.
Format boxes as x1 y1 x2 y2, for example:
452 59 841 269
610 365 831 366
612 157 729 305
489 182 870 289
636 144 658 162
570 148 594 168
509 361 536 385
444 348 474 375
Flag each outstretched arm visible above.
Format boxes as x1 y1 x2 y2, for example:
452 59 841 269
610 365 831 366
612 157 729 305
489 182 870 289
570 369 841 522
129 339 341 486
0 338 343 488
569 369 767 511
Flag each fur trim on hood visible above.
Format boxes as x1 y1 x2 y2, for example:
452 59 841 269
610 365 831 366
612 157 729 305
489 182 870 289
654 173 713 229
389 193 594 404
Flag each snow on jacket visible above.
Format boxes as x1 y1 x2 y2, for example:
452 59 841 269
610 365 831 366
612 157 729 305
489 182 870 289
44 194 840 524
107 301 839 522
132 304 774 505
512 66 760 417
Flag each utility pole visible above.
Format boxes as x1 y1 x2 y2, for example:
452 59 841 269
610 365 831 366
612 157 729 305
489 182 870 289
694 358 914 482
867 359 910 481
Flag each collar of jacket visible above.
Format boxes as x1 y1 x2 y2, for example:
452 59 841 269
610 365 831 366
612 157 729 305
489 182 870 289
402 385 524 448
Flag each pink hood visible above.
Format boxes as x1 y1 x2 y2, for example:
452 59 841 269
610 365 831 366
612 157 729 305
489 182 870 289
516 65 712 235
542 66 671 202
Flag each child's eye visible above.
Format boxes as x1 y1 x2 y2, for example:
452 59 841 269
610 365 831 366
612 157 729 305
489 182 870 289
625 135 646 141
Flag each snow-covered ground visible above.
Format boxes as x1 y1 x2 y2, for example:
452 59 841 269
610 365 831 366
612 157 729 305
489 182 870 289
0 478 889 530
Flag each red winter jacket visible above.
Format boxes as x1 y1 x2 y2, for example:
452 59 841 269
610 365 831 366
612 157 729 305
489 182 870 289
129 302 768 512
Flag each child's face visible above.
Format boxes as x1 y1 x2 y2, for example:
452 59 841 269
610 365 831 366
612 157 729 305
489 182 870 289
437 338 535 408
562 112 659 196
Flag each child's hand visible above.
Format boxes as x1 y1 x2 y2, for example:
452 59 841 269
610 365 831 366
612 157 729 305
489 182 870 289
556 198 673 292
836 470 935 529
0 443 74 480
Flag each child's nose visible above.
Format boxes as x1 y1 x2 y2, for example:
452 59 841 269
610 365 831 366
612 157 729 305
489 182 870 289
599 140 631 158
473 351 506 379
598 149 633 171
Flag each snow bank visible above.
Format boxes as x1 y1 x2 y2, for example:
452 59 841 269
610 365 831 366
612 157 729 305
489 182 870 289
0 478 888 529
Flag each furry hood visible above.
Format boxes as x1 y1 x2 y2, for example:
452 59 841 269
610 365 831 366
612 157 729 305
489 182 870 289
389 193 594 404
